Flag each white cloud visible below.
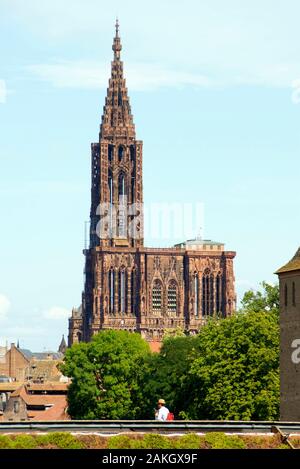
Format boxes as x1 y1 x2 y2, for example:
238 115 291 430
27 58 300 92
43 306 70 320
0 80 7 103
27 61 211 91
0 294 11 320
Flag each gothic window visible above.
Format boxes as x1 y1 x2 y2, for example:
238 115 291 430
209 275 214 315
119 269 127 314
293 282 296 307
284 284 288 307
108 145 113 163
118 90 122 106
130 145 135 163
131 269 136 316
118 172 126 197
152 280 162 314
118 173 126 237
109 269 114 314
216 273 222 314
108 171 113 236
194 274 199 316
118 146 124 162
131 172 135 203
202 269 210 316
167 281 177 315
108 170 113 203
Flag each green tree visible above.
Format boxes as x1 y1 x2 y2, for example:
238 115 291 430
186 310 279 420
240 281 279 315
142 336 198 418
61 330 150 419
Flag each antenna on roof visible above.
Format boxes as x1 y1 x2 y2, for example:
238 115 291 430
196 226 203 241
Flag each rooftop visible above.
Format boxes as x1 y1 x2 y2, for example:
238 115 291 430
174 238 225 251
276 247 300 274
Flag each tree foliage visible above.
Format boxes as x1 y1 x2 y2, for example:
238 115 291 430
62 283 280 421
240 281 279 315
186 311 279 420
61 330 150 419
142 336 198 418
143 283 280 420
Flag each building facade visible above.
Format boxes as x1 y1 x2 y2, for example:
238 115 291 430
276 247 300 420
68 22 236 350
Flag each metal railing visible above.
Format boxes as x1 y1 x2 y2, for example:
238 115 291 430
1 420 300 435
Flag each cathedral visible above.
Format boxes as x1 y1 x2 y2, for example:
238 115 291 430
68 22 236 351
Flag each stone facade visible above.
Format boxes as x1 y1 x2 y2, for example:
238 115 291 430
276 247 300 421
68 22 236 349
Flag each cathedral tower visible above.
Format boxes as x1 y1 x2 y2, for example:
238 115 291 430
90 19 143 250
68 22 236 349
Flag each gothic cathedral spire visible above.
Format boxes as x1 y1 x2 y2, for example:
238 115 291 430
100 19 135 139
89 21 143 249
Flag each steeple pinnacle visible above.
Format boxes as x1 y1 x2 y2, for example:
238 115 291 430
112 17 122 60
100 20 135 138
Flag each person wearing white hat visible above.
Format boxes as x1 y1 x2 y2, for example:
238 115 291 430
155 398 169 421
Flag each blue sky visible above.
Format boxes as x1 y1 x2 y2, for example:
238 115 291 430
0 0 300 351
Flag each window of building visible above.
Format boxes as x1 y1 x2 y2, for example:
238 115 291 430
209 275 214 315
131 270 136 316
293 281 296 307
167 281 177 315
152 280 162 313
13 401 20 413
202 269 212 316
108 171 113 236
118 146 124 162
216 273 222 315
194 274 199 316
119 270 126 314
285 284 288 307
131 172 135 203
130 145 135 163
108 144 113 162
109 269 114 314
118 173 126 237
118 90 122 106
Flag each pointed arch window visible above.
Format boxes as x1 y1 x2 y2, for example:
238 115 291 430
131 172 135 204
202 269 210 316
194 273 199 316
118 172 126 198
118 269 127 314
130 145 135 163
131 269 137 316
118 146 124 162
118 173 126 237
118 90 122 106
152 280 162 314
108 170 113 236
167 281 177 315
109 269 115 314
216 273 222 314
210 274 214 316
108 145 113 163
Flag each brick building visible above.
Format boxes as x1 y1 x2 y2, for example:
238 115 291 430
276 247 300 420
68 22 236 350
